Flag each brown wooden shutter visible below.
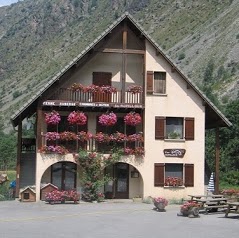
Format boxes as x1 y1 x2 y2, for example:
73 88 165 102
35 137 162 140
147 71 154 93
184 164 194 187
154 163 164 186
185 117 194 140
155 117 165 140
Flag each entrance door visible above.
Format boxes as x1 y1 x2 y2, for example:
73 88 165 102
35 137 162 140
93 72 112 102
104 163 129 199
51 162 76 190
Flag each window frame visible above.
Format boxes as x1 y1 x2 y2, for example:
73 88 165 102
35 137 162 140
154 163 194 187
155 117 195 140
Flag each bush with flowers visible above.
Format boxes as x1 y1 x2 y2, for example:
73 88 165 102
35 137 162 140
127 133 144 142
39 145 69 155
67 111 87 125
94 132 111 143
76 148 122 202
124 112 141 126
45 110 61 125
127 85 143 94
111 132 127 143
99 112 117 126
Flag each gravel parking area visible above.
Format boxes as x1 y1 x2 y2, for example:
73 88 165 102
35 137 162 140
0 200 238 238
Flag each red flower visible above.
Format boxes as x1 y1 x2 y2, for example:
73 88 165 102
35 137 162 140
45 111 61 125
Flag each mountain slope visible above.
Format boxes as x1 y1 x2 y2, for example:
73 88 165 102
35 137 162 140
0 0 238 130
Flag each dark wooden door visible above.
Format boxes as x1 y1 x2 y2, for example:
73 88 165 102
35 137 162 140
114 163 129 199
51 162 76 190
93 72 112 102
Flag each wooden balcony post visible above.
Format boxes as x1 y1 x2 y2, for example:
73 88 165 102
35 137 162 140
215 127 220 194
15 119 22 198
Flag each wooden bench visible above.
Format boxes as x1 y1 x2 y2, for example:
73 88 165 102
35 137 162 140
225 202 239 217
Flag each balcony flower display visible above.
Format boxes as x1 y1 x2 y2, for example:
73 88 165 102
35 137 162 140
45 132 60 141
39 145 69 155
127 85 143 94
77 131 93 141
45 110 61 125
85 84 101 93
134 147 145 156
67 111 87 125
94 132 110 143
153 197 168 211
124 112 142 126
100 85 117 93
165 176 183 187
99 112 117 126
124 147 134 155
59 131 77 141
111 132 127 142
69 83 84 91
127 133 144 142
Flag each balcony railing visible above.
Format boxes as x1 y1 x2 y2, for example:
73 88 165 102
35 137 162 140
21 138 36 152
49 88 143 105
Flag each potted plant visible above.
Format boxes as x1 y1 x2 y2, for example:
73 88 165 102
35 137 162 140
167 131 181 139
178 201 200 218
153 197 168 211
132 196 142 203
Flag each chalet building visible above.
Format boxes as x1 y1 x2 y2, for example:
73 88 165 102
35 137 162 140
11 13 231 202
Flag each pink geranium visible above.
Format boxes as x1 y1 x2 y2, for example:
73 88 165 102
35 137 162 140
45 111 61 125
67 111 87 125
98 112 117 126
124 112 142 126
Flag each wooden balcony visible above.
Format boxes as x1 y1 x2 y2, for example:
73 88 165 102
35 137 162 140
44 88 144 109
21 138 36 152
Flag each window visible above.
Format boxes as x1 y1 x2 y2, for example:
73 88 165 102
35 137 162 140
154 72 166 94
155 117 194 140
154 163 194 187
166 117 183 139
147 71 166 94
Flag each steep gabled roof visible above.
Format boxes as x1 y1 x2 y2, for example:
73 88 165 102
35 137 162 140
11 12 231 128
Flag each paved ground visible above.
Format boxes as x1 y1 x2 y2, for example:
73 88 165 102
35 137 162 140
0 200 238 238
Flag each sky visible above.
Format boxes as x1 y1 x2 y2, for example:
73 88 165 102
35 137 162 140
0 0 19 7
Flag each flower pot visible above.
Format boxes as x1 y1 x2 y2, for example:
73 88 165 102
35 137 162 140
180 207 200 218
154 201 166 211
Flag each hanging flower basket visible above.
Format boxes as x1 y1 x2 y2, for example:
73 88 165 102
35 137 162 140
67 111 87 125
124 112 142 126
45 111 61 125
98 112 117 126
127 85 143 94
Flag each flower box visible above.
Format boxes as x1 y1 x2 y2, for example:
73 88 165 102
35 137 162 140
45 190 80 204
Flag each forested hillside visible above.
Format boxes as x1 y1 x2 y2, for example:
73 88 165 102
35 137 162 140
0 0 238 181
